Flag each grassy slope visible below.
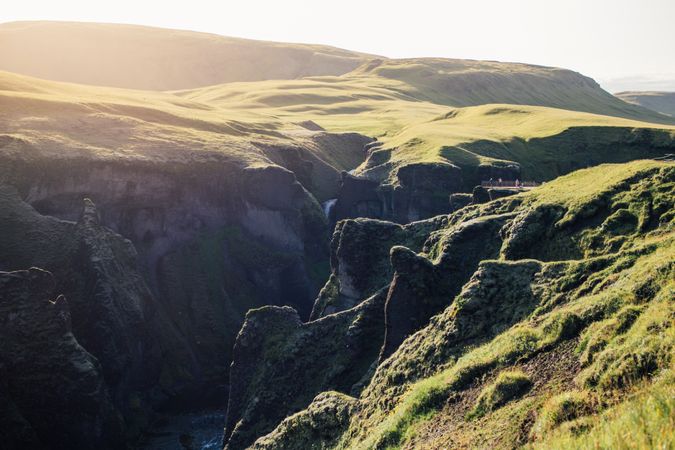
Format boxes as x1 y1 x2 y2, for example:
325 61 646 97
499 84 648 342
0 70 369 202
616 91 675 117
252 160 675 449
9 64 672 193
2 30 674 190
0 21 374 90
2 22 674 191
182 64 675 184
0 69 283 163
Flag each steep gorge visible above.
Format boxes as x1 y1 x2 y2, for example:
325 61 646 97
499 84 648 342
0 128 373 447
0 25 674 449
223 161 675 449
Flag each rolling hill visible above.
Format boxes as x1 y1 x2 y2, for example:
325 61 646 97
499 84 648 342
0 21 374 90
2 49 675 226
180 59 675 221
616 91 675 117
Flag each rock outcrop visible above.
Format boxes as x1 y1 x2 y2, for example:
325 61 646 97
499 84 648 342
0 268 124 450
223 161 675 449
0 187 196 444
224 291 386 450
310 217 441 319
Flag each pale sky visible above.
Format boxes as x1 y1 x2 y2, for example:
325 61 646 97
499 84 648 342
3 0 675 92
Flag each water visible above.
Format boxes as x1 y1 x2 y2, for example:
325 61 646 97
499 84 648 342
322 198 337 217
138 410 225 450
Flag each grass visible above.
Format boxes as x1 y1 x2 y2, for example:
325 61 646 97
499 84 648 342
180 73 675 184
316 162 675 449
0 21 374 90
528 375 675 450
2 57 674 197
468 370 532 419
529 390 597 439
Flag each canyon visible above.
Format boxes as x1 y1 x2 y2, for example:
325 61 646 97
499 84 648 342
0 21 674 450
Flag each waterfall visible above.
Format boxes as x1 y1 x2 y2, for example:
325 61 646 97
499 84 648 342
322 199 337 217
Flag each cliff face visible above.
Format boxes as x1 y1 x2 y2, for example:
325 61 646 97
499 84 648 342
223 293 385 450
337 126 675 224
0 186 191 444
0 128 368 447
223 161 675 449
0 268 126 450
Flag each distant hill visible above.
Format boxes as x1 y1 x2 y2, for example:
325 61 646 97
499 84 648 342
3 67 674 224
0 21 374 90
182 58 675 126
616 91 675 117
1 21 672 127
349 59 675 123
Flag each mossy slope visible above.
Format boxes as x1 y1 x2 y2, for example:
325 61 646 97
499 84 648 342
242 160 675 450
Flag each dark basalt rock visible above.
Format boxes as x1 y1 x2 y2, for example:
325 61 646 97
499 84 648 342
223 292 386 450
0 153 331 387
380 213 510 360
333 172 383 222
311 217 443 319
472 185 491 204
251 391 356 450
449 192 473 211
332 161 517 224
0 187 194 442
223 210 512 448
475 163 521 185
227 164 675 449
381 246 442 359
387 162 463 223
367 259 548 403
242 165 305 211
0 268 124 450
488 187 522 201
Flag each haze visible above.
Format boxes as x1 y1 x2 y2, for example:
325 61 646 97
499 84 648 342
4 0 675 92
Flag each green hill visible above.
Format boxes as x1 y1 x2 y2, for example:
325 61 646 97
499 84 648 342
3 59 674 225
181 62 675 222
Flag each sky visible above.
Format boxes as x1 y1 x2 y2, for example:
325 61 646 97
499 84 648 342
3 0 675 92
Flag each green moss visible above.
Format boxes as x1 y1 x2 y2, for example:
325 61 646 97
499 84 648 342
252 391 356 450
578 287 673 391
239 162 675 450
530 391 597 439
528 377 675 450
468 370 532 419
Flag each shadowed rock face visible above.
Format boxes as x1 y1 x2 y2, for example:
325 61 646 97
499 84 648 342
229 163 675 450
0 126 372 447
380 212 511 360
388 162 464 223
333 172 383 222
0 268 124 450
222 204 511 448
223 292 386 450
0 155 329 388
332 159 522 224
311 217 442 319
0 186 194 443
334 162 466 224
0 167 329 445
